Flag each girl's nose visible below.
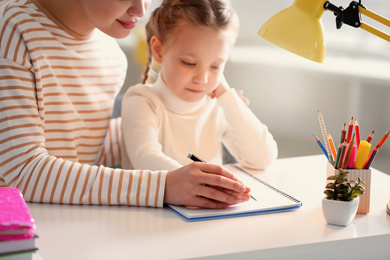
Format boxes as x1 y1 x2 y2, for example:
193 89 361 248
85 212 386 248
193 68 208 85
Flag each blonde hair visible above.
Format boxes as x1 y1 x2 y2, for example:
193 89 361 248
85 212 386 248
142 0 238 84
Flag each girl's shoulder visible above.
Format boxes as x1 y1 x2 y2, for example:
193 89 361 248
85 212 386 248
123 84 161 104
124 84 154 96
122 84 166 117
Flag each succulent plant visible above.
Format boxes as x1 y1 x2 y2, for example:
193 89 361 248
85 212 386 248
324 168 366 201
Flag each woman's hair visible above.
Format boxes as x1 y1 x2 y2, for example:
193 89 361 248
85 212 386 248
142 0 238 84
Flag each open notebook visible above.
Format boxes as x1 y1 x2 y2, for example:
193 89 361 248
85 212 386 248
168 164 302 221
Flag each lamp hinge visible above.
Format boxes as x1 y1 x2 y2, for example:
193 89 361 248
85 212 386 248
324 1 364 29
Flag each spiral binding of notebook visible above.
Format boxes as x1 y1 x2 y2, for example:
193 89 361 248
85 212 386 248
229 164 302 204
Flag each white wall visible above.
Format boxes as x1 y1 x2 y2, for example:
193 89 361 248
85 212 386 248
227 1 390 153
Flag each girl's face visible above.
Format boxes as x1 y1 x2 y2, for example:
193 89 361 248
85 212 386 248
153 21 234 103
79 0 151 38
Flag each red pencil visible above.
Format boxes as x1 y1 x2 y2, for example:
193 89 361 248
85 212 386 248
355 119 360 147
346 117 353 143
366 130 374 143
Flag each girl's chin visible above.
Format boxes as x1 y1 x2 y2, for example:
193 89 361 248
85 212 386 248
182 96 205 103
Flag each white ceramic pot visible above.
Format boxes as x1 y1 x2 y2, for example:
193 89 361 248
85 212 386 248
322 197 360 226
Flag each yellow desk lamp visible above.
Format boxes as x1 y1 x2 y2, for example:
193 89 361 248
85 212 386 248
258 0 390 63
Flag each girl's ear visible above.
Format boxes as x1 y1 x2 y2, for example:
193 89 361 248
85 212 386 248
150 36 163 63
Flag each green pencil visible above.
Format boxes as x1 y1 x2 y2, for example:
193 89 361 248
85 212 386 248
334 143 342 169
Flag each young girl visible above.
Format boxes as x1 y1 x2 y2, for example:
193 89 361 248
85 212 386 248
121 0 278 171
0 0 251 209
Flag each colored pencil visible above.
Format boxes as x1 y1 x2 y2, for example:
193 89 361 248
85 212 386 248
337 140 347 169
355 118 360 147
339 123 347 144
366 130 374 143
315 113 388 170
318 111 334 163
334 142 342 169
342 134 355 169
313 134 328 159
347 144 357 169
376 129 390 150
364 129 390 168
365 145 379 169
346 116 353 143
328 132 337 160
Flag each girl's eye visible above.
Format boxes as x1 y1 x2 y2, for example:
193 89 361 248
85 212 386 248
211 65 220 70
181 60 196 66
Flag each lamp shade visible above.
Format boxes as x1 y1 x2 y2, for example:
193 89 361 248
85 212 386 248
258 0 327 63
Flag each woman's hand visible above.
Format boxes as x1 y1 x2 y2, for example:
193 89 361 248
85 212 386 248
164 162 251 208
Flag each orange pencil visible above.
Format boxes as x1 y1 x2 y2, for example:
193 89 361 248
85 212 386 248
355 119 360 148
373 129 389 151
328 132 337 160
364 129 390 168
346 117 353 143
366 130 374 143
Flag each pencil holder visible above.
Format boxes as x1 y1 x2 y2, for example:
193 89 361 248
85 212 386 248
326 162 371 214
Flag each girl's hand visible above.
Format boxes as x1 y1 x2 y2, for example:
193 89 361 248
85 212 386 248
164 163 251 208
235 89 250 106
208 75 230 99
209 76 250 106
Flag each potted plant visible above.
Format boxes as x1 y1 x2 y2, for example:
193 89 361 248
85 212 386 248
322 168 366 226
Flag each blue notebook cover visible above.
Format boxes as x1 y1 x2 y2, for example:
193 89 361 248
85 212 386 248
168 164 302 221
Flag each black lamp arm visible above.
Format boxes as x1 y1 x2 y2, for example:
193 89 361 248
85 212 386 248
323 1 363 29
324 1 390 42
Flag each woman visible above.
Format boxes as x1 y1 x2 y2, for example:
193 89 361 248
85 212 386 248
0 0 250 208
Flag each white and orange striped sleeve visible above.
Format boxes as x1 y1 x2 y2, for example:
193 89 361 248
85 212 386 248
0 61 167 207
95 117 123 169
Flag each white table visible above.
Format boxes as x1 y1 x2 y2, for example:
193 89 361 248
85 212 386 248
29 155 390 260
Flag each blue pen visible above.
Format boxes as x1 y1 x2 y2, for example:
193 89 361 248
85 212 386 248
313 134 329 160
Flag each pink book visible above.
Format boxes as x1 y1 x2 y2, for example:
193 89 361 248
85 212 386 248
0 188 35 241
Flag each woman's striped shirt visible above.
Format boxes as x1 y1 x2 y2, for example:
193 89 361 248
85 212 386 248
0 0 166 207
